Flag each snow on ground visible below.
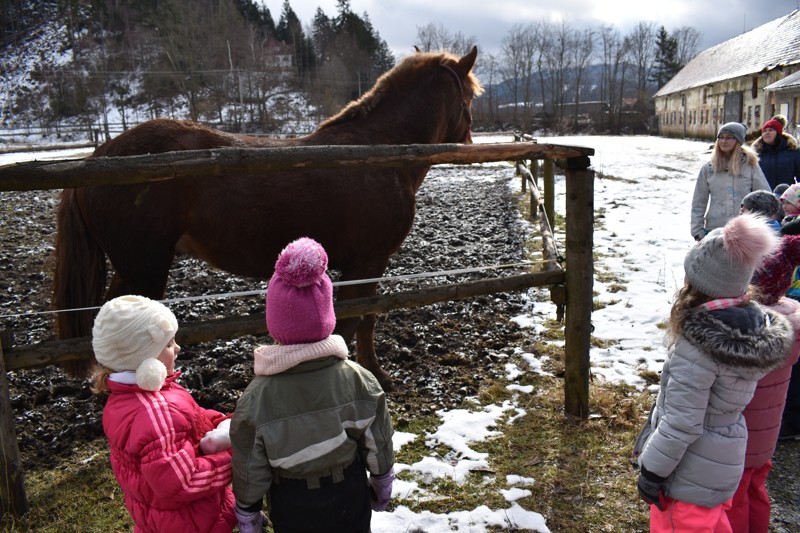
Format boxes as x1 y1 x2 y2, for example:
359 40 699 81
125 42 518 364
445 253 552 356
0 134 710 531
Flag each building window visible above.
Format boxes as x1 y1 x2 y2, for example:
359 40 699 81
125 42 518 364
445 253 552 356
752 77 758 99
747 106 752 126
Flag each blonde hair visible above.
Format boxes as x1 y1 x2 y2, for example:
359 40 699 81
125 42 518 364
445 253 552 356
90 365 113 395
710 142 759 174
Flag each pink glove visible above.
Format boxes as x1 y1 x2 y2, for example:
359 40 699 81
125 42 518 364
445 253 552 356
234 505 267 533
368 467 395 511
199 418 231 455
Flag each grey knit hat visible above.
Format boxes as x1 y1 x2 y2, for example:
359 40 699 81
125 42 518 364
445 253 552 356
717 122 746 145
92 295 178 390
741 190 780 219
684 214 777 298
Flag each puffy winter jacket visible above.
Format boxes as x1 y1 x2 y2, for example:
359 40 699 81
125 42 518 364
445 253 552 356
638 303 793 507
753 133 800 188
103 373 236 533
690 158 770 240
742 298 800 468
231 337 394 508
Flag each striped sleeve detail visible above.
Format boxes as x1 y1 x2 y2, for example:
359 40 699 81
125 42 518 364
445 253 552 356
136 391 232 494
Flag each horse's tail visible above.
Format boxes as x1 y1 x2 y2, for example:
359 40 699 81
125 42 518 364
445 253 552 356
53 188 106 377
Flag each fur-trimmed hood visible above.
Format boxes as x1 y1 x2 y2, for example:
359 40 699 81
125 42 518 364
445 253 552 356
681 303 792 375
752 132 799 153
637 301 795 507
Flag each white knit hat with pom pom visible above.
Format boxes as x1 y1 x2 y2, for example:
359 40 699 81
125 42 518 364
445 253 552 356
92 295 178 391
684 214 778 298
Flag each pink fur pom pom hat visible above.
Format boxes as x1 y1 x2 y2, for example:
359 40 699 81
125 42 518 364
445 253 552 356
265 237 336 345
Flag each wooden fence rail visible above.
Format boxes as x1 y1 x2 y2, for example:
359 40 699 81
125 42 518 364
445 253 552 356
0 139 594 516
0 141 592 192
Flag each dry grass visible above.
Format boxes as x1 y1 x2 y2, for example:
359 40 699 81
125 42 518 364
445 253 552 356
1 371 653 533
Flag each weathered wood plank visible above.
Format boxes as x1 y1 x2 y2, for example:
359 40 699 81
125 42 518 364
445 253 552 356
0 142 595 192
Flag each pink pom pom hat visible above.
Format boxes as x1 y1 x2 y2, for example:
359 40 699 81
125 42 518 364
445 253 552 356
265 237 336 345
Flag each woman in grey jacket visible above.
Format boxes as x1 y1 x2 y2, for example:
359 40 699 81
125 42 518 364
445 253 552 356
636 214 793 532
690 122 770 241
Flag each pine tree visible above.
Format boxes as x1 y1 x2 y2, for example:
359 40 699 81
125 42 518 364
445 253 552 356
276 0 317 81
650 26 680 88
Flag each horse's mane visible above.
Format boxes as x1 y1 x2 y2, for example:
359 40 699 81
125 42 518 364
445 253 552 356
319 51 483 130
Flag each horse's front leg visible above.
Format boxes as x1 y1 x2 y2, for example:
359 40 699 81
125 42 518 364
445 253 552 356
335 278 393 392
354 312 392 391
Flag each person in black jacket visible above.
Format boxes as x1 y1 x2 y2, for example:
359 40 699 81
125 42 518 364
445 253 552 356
752 116 800 189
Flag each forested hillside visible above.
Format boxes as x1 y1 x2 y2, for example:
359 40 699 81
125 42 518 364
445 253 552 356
0 0 394 138
0 0 702 139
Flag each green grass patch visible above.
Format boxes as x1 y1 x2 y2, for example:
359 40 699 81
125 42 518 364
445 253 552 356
1 439 134 532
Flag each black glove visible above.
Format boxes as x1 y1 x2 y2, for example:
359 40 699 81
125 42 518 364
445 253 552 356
637 464 667 511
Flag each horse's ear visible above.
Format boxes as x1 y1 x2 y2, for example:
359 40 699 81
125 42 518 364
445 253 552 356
414 45 421 53
454 46 478 77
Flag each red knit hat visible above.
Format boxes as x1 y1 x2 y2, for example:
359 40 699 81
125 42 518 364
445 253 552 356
763 118 783 137
752 235 800 305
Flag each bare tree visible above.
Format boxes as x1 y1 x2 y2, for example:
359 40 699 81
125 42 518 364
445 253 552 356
597 24 630 132
500 23 531 126
570 28 594 128
473 52 500 125
537 19 576 127
414 22 476 55
672 25 702 67
626 21 657 101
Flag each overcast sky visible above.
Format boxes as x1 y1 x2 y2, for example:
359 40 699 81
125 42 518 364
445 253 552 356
259 0 798 61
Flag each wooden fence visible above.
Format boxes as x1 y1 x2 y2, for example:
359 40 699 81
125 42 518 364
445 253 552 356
0 138 594 516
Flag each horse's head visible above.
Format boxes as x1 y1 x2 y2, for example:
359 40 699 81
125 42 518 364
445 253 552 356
318 46 482 145
437 46 482 143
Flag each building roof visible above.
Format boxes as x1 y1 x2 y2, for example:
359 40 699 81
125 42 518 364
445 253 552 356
655 10 800 97
765 69 800 92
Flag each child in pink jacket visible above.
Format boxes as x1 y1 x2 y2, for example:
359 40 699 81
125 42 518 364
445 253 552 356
91 295 236 533
729 231 800 531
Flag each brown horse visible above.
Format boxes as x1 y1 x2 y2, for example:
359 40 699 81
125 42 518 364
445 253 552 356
53 47 482 390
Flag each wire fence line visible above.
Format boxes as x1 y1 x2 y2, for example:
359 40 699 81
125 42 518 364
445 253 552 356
0 259 561 320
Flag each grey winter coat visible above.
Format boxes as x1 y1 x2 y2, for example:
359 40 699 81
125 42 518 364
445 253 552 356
690 159 770 240
637 303 793 508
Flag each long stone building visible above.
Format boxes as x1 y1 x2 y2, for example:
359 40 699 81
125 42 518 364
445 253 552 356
655 10 800 140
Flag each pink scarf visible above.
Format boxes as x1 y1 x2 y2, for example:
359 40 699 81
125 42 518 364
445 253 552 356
695 293 750 311
253 335 349 376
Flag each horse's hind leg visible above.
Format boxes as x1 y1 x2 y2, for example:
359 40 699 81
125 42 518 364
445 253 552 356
105 250 174 302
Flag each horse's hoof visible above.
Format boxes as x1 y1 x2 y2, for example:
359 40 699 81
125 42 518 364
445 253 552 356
372 369 394 393
378 376 394 393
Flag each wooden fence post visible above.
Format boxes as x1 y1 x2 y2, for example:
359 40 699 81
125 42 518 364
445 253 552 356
0 334 29 517
563 159 594 418
543 159 555 229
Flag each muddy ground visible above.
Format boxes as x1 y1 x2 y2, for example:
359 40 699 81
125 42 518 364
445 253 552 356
2 161 798 532
0 163 540 470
